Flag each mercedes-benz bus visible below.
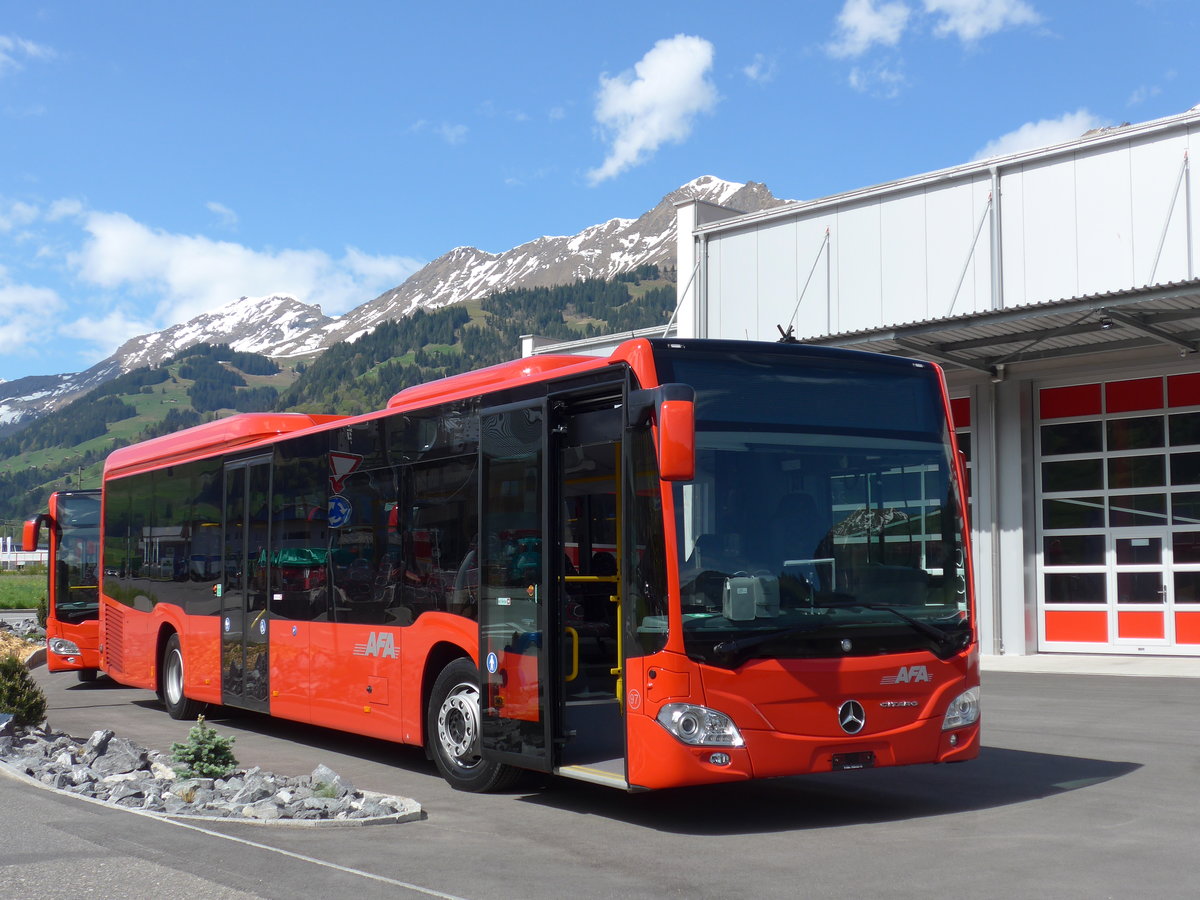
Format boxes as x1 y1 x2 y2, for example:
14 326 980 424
96 338 979 791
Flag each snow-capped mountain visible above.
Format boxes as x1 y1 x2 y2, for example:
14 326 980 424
284 176 783 352
106 294 334 372
0 295 332 435
0 177 785 433
0 372 94 431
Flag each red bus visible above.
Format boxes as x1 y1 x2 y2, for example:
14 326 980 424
97 338 979 791
23 489 102 680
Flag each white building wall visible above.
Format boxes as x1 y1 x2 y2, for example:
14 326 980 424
699 111 1199 341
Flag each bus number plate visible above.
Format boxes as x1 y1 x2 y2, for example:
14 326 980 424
831 751 876 771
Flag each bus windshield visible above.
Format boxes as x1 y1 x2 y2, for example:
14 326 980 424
652 342 970 668
54 492 101 624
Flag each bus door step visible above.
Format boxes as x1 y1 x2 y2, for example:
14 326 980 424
556 760 628 790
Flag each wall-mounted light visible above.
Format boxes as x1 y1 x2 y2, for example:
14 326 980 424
1099 316 1114 330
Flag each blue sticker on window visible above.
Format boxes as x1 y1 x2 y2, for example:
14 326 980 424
328 495 352 528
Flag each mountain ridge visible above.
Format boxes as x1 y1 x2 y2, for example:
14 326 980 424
0 176 786 434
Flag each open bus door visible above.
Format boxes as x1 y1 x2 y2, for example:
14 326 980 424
478 399 556 774
478 388 629 787
220 456 272 712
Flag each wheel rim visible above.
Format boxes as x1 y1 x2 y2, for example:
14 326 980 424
437 681 482 771
166 648 184 706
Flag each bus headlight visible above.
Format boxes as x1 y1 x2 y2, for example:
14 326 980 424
49 638 81 656
656 703 745 747
942 687 980 730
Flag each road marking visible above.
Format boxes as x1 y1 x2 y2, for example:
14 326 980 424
1 763 468 899
159 815 471 899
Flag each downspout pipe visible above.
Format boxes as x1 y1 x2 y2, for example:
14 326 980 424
989 164 1005 654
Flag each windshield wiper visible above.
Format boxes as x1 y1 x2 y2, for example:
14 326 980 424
813 602 967 659
711 618 832 667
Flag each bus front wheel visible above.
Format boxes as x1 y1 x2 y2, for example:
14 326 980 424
161 634 205 720
427 658 522 792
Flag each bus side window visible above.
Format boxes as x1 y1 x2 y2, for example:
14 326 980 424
270 444 330 622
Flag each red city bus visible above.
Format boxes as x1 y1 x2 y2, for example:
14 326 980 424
23 490 102 680
97 338 980 791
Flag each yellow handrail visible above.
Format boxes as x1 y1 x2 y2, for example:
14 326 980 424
564 626 579 682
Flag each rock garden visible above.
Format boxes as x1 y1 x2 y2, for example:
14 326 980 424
0 626 421 825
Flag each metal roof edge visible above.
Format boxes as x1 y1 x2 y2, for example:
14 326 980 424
693 107 1200 237
804 277 1200 347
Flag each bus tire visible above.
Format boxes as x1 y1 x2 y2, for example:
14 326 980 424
161 634 205 720
427 658 522 793
76 669 98 683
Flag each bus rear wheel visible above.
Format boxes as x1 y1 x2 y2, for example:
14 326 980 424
161 634 205 720
427 658 522 792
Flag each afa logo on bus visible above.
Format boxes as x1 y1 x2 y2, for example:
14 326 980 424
353 631 398 658
880 665 931 685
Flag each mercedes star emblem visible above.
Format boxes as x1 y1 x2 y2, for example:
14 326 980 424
838 700 866 735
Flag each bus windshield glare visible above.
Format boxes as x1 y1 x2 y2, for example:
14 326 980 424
653 344 970 668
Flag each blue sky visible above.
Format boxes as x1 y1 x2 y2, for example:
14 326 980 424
1 0 1197 381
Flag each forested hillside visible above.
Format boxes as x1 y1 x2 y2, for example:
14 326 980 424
0 344 291 520
0 268 674 520
279 265 674 414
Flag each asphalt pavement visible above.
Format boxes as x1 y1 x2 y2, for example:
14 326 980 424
2 655 1199 899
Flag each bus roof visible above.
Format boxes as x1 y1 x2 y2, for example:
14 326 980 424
104 413 345 480
101 339 663 480
386 355 602 409
385 338 659 410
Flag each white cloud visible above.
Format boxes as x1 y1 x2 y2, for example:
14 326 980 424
1128 84 1162 106
46 198 83 221
973 109 1105 160
743 53 778 84
0 34 55 76
411 119 469 145
0 200 38 232
436 123 468 145
71 211 424 329
923 0 1041 43
828 0 912 59
59 307 156 360
0 281 64 356
848 61 908 97
588 34 717 185
342 246 418 284
206 201 238 229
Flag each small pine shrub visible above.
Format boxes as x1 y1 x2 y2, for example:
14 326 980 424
0 654 48 726
35 595 48 630
170 715 238 779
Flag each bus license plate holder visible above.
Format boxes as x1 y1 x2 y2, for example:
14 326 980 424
831 751 876 771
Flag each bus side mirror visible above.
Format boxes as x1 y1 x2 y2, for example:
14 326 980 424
657 399 695 482
629 384 695 482
23 515 48 552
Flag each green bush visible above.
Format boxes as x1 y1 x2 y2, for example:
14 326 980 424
170 715 238 779
36 594 48 630
0 654 48 727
